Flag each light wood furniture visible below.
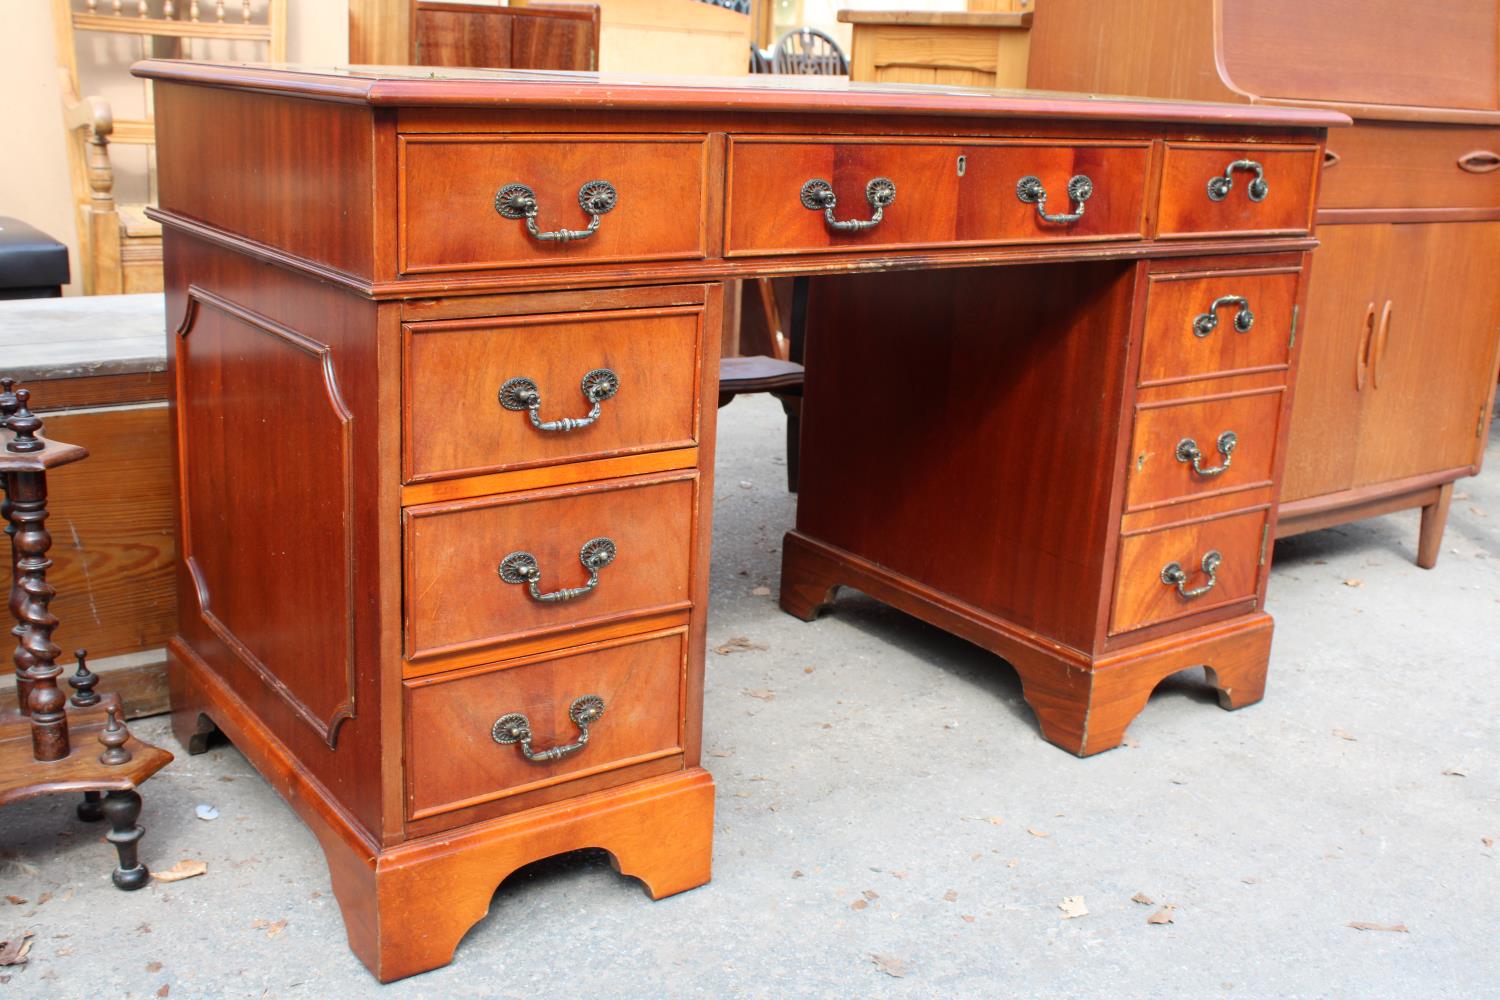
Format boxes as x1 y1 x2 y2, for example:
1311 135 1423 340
51 0 285 296
1027 0 1500 567
347 1 600 70
839 9 1032 88
134 60 1338 980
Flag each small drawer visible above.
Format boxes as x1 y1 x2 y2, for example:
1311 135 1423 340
398 134 710 274
404 630 686 821
724 137 1150 256
1156 143 1320 237
1109 507 1268 636
1319 123 1500 211
1138 269 1300 385
404 300 705 483
404 473 696 661
1126 389 1285 510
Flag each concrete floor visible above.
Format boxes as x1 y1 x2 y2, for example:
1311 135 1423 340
3 396 1497 999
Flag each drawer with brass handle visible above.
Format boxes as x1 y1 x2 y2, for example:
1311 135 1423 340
1137 269 1300 385
724 137 1150 256
1155 143 1320 238
403 297 707 483
1318 123 1500 211
403 472 698 662
398 133 710 274
403 629 686 821
1126 389 1284 509
1109 507 1269 636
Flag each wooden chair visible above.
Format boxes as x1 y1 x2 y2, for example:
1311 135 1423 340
770 26 848 75
51 0 286 295
718 278 806 492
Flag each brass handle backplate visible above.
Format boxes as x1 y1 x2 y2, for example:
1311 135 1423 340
1161 550 1222 600
495 180 617 242
1207 159 1268 202
1176 431 1237 477
499 368 619 433
492 694 605 763
1193 295 1255 338
1016 173 1094 224
800 177 896 231
498 537 617 603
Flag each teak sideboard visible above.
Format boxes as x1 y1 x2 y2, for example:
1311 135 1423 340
1028 0 1500 567
132 60 1341 980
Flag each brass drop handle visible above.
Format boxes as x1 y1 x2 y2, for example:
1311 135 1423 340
492 695 605 763
499 368 619 433
1016 173 1094 224
1192 295 1255 338
1458 150 1500 174
495 180 617 242
498 537 617 603
1176 430 1237 478
800 177 896 231
1207 159 1268 202
1161 550 1222 600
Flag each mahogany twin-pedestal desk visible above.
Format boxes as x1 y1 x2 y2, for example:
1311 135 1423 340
132 61 1343 981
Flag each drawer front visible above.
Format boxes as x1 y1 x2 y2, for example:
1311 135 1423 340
1126 390 1284 510
1110 507 1268 636
399 134 709 273
1320 124 1500 211
405 474 696 660
404 303 704 483
1138 270 1300 385
1156 144 1319 237
404 630 685 820
725 138 1150 256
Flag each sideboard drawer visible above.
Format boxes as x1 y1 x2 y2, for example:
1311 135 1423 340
1319 123 1500 210
399 134 710 274
1156 143 1319 237
725 138 1150 255
1137 269 1300 384
404 473 697 660
404 302 704 483
404 630 686 821
1109 507 1267 636
1126 389 1285 509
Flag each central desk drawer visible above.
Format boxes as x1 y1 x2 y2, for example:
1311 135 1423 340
404 630 686 821
399 134 710 274
404 473 697 661
1126 389 1285 509
1156 143 1319 237
1110 507 1268 636
1138 269 1300 385
724 137 1150 256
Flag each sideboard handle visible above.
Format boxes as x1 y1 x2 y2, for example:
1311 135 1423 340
1161 550 1222 600
1192 295 1255 338
800 177 896 232
1458 150 1500 174
1015 173 1094 224
492 695 606 764
499 368 619 433
495 180 617 242
1206 159 1268 202
1175 430 1238 477
498 537 617 604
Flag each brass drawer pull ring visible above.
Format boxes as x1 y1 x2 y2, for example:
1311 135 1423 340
800 177 896 232
492 695 606 763
498 537 617 603
499 368 619 433
1015 173 1093 224
1176 430 1237 477
1161 550 1222 600
1207 159 1268 202
495 179 617 242
1192 295 1254 338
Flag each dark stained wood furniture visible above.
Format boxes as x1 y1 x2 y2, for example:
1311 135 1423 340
349 0 601 70
1027 0 1500 567
132 60 1340 980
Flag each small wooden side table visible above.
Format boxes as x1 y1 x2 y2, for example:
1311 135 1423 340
837 9 1032 89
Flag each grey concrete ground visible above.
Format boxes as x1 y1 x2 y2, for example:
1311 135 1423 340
3 396 1497 1000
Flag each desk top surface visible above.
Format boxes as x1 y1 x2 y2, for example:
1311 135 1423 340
132 60 1347 130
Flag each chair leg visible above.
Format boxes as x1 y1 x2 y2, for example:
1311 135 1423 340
77 790 104 822
102 789 149 890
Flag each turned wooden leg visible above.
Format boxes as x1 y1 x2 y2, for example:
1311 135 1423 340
77 790 105 822
1417 481 1455 570
102 788 149 890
